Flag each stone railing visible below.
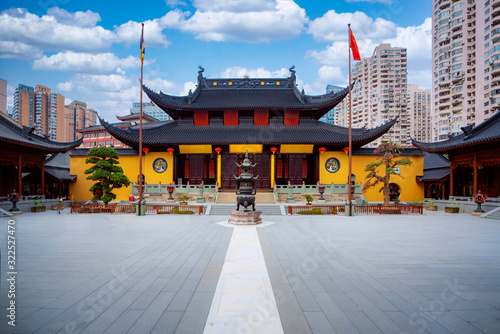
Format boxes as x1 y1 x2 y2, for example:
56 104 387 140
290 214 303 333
273 183 362 194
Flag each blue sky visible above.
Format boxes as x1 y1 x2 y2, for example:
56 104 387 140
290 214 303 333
0 0 432 122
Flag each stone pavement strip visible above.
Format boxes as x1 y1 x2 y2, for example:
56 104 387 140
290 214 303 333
203 222 283 333
0 209 500 333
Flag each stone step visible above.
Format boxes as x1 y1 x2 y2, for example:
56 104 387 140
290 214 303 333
209 204 283 216
483 207 500 220
216 192 276 204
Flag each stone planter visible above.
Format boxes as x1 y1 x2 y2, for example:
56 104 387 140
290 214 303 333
51 203 64 210
31 206 46 212
445 206 459 214
306 202 313 206
425 205 438 211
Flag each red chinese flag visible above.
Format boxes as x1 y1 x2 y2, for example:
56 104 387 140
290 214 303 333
350 28 361 61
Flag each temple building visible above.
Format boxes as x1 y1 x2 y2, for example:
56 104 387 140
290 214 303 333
69 67 424 202
413 111 500 198
0 113 82 197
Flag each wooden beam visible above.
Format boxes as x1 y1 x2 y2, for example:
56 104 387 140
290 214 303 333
449 160 454 198
473 153 478 195
18 152 22 195
41 157 45 196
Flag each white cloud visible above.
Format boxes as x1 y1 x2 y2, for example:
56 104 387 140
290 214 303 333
219 66 289 78
176 0 308 42
303 66 347 95
46 7 101 27
307 10 396 43
180 81 197 95
57 74 132 93
32 51 153 73
0 8 115 52
114 10 186 48
0 41 43 60
166 0 187 7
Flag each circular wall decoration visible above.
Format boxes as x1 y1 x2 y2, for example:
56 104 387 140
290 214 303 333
325 157 341 173
153 158 168 173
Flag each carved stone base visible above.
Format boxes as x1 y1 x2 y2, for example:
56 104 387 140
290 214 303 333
228 210 263 225
471 212 484 217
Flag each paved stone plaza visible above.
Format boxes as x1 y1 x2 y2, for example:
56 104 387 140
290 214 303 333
1 209 500 333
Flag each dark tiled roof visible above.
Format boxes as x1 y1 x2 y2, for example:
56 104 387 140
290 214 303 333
69 148 139 156
45 167 75 181
143 69 350 120
0 113 82 151
419 167 450 181
99 117 398 148
45 152 71 169
423 151 449 169
412 111 500 152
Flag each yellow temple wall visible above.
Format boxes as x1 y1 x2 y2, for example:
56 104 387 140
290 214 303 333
69 152 174 201
319 151 424 202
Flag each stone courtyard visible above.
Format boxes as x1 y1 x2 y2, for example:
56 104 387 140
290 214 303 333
1 209 500 333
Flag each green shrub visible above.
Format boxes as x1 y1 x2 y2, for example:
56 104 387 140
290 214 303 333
304 194 313 203
171 207 195 214
297 207 323 215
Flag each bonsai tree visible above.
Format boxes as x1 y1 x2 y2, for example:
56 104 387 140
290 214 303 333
363 142 412 205
84 147 130 205
178 195 190 204
304 194 313 204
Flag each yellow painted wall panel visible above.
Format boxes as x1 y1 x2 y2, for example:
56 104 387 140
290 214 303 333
279 145 314 154
178 145 212 154
319 151 424 202
229 144 263 154
69 152 174 201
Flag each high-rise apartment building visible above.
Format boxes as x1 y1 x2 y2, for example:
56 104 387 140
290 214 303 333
13 84 66 141
432 0 495 141
320 85 343 124
0 78 6 115
130 102 170 121
64 100 98 141
334 43 409 147
408 84 432 142
13 84 35 128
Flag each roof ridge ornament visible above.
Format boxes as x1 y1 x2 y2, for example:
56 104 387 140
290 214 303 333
461 124 473 137
198 66 204 80
289 65 296 78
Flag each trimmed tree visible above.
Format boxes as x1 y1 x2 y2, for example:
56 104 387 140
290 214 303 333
363 142 412 205
84 147 131 204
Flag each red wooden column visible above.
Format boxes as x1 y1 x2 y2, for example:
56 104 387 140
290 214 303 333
473 153 478 195
18 152 22 195
449 160 454 198
41 156 45 196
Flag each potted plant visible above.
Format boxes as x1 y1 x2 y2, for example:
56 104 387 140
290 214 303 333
51 198 65 211
394 196 400 205
445 200 460 214
425 199 438 211
31 200 46 212
305 194 313 205
179 195 190 205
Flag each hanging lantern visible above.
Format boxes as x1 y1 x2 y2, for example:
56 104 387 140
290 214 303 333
343 147 349 154
142 147 150 153
215 147 222 154
318 147 326 154
270 147 278 154
167 147 175 154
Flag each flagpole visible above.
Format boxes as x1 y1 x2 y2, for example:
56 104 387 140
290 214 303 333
138 23 144 216
348 23 353 217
